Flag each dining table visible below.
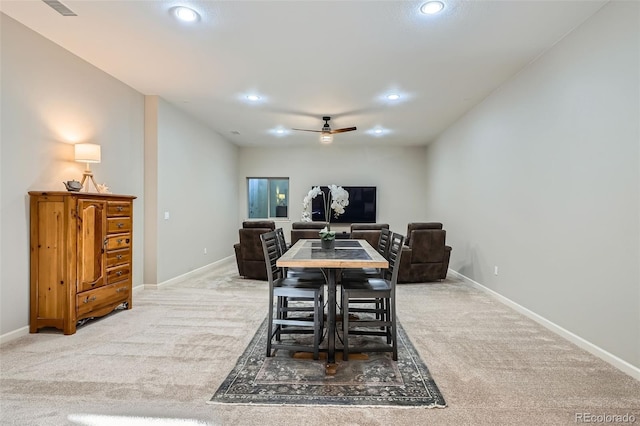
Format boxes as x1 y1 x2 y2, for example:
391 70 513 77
276 238 389 365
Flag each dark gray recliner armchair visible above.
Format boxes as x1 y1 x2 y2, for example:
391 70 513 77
234 220 276 280
398 222 451 283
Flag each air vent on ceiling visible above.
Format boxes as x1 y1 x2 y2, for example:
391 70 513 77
42 0 77 17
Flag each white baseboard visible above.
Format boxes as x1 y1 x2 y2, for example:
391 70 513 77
448 269 640 381
1 257 236 345
0 326 29 345
143 256 235 290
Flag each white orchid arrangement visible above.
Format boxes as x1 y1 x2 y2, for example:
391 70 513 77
302 185 350 240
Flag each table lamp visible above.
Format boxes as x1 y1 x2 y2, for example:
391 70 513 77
74 143 101 192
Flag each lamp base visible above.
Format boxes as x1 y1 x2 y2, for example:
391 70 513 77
80 171 100 193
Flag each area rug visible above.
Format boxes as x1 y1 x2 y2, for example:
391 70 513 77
209 318 446 408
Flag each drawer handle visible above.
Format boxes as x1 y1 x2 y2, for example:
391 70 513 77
83 296 97 304
117 255 123 260
117 239 123 244
117 206 124 212
116 271 124 276
116 223 124 228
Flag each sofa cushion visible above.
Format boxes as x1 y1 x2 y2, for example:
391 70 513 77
406 222 442 245
292 222 326 229
242 220 276 230
350 223 389 231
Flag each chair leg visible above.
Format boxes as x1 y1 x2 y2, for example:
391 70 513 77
342 289 349 361
276 296 285 342
266 292 274 357
390 298 397 361
384 298 392 344
313 291 321 360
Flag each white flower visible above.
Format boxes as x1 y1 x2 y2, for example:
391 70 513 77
328 184 349 219
301 184 349 222
309 186 321 198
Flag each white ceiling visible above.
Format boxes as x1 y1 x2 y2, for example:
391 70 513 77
1 0 607 147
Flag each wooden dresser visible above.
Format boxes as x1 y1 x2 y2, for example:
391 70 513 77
29 191 136 335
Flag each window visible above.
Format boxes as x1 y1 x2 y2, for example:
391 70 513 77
247 177 289 219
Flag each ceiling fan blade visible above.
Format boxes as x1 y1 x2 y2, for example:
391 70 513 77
329 127 357 134
292 128 323 133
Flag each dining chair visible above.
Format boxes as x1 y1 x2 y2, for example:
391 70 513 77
342 227 392 280
340 232 405 361
275 227 325 281
261 230 325 360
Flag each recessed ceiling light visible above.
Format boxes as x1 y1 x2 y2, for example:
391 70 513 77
420 1 444 15
374 129 384 134
173 6 199 22
246 94 261 102
387 94 400 101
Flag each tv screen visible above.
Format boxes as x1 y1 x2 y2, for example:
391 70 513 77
311 186 377 223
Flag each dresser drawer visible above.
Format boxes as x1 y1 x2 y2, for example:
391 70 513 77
107 217 131 234
105 233 131 250
106 263 130 285
76 282 130 317
107 201 132 217
106 248 130 268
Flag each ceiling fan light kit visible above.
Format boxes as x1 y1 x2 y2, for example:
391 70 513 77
320 133 333 144
292 116 357 144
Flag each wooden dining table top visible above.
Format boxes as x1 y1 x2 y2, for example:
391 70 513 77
277 239 388 269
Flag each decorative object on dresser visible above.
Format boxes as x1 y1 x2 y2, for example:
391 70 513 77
29 191 136 335
397 222 452 283
63 180 83 192
74 143 101 193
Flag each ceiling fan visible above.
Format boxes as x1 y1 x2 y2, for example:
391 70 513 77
292 116 356 143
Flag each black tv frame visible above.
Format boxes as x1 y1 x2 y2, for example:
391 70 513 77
311 186 377 224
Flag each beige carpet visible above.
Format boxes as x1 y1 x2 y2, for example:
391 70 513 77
1 261 639 425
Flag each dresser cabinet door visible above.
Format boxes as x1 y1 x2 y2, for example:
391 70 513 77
77 199 107 293
32 198 66 325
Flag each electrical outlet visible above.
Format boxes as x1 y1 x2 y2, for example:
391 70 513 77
494 266 499 276
164 211 170 220
203 248 207 255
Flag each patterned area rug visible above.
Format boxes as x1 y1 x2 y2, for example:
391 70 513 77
209 318 446 407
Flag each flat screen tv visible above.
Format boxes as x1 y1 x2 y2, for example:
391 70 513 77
311 186 377 223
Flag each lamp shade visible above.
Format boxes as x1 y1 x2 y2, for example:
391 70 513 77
74 143 101 163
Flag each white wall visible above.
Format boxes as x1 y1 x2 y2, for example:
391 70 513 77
0 14 241 335
152 98 239 283
0 14 145 335
423 2 639 368
238 145 429 238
